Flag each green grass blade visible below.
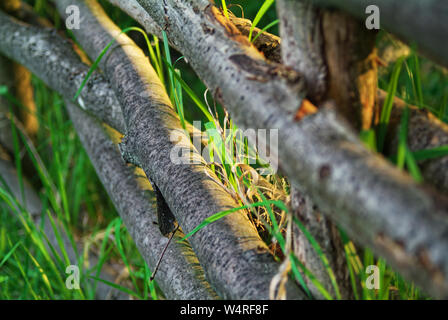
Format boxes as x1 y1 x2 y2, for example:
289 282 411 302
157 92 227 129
0 241 21 268
405 148 423 183
221 0 229 19
412 52 424 109
251 19 279 44
377 56 405 152
179 200 287 242
249 0 275 42
412 145 448 161
74 27 159 101
162 58 215 122
396 106 410 169
292 215 342 300
114 219 139 292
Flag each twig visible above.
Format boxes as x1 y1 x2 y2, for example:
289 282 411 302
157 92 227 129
150 225 180 282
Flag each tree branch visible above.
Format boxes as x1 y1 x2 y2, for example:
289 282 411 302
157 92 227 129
277 0 354 299
65 99 218 299
307 0 448 69
0 11 126 133
106 0 448 196
136 0 448 298
276 0 327 103
0 19 216 298
54 0 306 300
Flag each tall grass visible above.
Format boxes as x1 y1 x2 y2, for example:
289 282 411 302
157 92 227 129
2 0 447 301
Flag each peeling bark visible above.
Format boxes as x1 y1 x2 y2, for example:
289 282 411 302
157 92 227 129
112 2 447 198
2 0 448 299
137 0 306 115
54 0 306 300
136 0 448 298
229 15 281 64
106 0 282 63
0 11 301 299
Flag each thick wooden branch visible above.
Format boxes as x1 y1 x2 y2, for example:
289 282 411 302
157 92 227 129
136 0 448 298
54 0 306 300
277 0 352 299
105 1 448 196
0 11 126 133
65 100 217 300
106 0 283 63
0 10 217 299
276 0 327 103
307 0 448 69
0 9 304 299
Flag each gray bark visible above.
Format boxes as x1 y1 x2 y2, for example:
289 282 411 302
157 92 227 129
276 0 327 102
0 11 126 133
308 0 448 69
107 0 162 38
114 2 448 198
106 0 282 63
54 0 306 300
137 0 306 115
65 100 217 300
0 9 304 299
0 46 211 299
136 0 448 298
277 0 351 300
379 91 448 194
